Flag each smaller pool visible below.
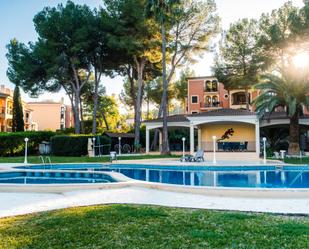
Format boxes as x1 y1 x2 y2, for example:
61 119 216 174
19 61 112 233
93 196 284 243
0 171 117 184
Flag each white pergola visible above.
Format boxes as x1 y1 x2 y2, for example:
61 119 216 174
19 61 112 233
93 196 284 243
144 111 260 157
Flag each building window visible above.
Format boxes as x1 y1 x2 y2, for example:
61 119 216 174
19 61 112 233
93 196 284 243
204 80 218 92
205 96 211 107
224 94 229 99
204 95 220 107
191 95 198 104
232 92 250 105
212 95 219 106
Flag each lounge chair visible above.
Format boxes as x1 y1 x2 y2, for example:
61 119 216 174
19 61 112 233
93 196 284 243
180 150 205 162
273 151 280 159
191 150 205 162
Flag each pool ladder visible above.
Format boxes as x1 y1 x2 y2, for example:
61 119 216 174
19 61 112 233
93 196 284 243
39 156 52 169
289 165 309 187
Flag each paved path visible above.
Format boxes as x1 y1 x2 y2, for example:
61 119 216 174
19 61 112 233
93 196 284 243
0 187 308 218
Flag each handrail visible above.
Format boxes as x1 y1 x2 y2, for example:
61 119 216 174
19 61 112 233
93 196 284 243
45 156 52 169
289 164 309 187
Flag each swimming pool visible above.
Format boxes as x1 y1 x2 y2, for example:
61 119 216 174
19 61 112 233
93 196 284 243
0 170 117 184
17 164 309 188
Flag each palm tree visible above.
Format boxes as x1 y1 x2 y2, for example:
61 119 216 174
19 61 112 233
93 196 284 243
254 70 309 155
146 0 180 155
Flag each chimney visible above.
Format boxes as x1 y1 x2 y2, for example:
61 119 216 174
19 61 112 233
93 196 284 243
0 85 4 93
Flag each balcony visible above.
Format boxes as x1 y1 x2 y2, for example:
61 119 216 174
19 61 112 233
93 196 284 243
0 107 5 118
200 101 222 109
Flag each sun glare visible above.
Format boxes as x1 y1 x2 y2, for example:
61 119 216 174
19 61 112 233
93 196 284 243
292 52 309 68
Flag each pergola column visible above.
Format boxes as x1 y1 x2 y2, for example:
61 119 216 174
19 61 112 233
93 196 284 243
190 123 194 155
146 127 150 154
198 127 202 150
255 119 260 157
159 129 163 152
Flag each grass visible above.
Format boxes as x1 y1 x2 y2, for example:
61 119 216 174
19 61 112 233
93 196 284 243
284 157 309 165
0 205 308 249
0 154 178 164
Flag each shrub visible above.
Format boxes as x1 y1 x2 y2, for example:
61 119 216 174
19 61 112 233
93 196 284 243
0 131 55 156
51 135 111 156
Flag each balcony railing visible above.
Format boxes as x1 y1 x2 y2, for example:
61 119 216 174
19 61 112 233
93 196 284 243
204 87 218 92
201 101 221 108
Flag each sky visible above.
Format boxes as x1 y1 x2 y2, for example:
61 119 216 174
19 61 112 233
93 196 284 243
0 0 305 106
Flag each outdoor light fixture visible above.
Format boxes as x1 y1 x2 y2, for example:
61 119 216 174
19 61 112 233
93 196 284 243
92 137 96 157
212 135 217 164
263 137 267 165
118 137 121 155
24 137 29 164
182 137 186 158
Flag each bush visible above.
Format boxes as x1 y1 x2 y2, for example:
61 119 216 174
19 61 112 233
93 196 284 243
51 135 111 156
0 131 55 156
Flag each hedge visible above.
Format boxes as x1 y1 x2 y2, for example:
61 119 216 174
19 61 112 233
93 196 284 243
51 135 111 156
0 131 56 156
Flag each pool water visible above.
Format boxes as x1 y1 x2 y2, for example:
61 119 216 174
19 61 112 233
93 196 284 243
0 171 116 184
16 164 309 188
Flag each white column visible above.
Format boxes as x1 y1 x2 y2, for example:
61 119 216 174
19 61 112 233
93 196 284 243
159 130 163 152
190 124 194 155
146 127 150 154
146 169 150 182
198 128 202 150
190 172 194 186
213 172 217 187
255 120 260 158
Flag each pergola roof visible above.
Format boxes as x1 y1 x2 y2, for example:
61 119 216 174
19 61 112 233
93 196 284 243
188 108 255 117
143 114 189 123
144 109 256 124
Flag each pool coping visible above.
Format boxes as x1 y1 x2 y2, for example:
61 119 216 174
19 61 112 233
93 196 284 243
0 162 308 198
0 167 309 198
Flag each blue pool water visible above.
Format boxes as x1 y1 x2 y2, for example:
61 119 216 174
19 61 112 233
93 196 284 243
16 164 309 188
0 171 116 184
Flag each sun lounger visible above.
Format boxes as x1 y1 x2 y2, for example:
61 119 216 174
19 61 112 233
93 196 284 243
180 150 204 162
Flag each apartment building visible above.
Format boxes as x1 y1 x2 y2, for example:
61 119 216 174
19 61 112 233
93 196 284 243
186 76 259 114
27 100 74 131
0 85 34 132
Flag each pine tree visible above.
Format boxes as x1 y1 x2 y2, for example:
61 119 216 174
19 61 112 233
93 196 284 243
12 86 24 132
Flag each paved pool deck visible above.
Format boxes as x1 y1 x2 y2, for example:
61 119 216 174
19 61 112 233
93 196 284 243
0 187 308 218
0 159 307 218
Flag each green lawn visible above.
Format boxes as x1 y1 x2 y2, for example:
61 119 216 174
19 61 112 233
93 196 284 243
0 154 178 164
284 157 309 165
0 205 308 249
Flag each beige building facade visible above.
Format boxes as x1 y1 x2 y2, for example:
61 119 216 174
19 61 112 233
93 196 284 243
27 101 74 131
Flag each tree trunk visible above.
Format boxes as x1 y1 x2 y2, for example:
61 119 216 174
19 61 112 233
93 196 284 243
245 87 250 111
288 111 300 155
134 57 145 150
80 96 85 134
92 68 100 134
161 23 170 155
74 90 81 134
100 111 109 131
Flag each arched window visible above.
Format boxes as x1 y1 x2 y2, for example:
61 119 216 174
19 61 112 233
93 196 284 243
212 80 218 92
205 96 211 107
212 96 218 106
205 80 212 92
